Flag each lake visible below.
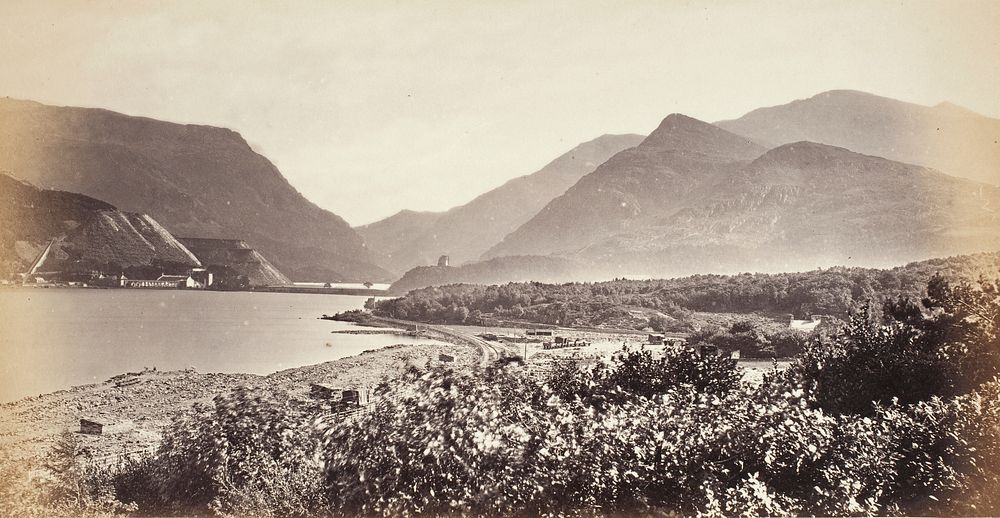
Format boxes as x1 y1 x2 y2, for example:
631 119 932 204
0 288 429 402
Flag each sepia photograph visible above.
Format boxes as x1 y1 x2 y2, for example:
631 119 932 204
1 1 999 516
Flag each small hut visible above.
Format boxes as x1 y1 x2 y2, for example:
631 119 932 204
79 418 104 435
310 383 341 400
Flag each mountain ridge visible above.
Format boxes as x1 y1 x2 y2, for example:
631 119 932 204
480 110 1000 282
484 115 766 259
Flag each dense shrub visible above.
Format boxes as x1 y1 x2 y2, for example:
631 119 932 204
688 322 812 358
0 433 124 517
316 361 1000 516
590 344 741 401
107 387 328 516
787 276 1000 415
876 381 1000 514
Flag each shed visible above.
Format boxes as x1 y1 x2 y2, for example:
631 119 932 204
310 383 342 400
439 353 455 363
79 418 104 435
341 389 360 406
340 388 371 406
648 333 665 345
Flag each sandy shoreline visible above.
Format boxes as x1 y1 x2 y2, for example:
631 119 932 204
0 340 478 464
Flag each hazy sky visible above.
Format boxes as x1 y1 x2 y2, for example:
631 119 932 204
2 1 999 225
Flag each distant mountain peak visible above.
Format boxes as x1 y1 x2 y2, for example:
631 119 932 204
751 140 874 168
645 113 712 137
767 140 853 155
933 101 981 117
640 113 764 161
716 90 1000 186
810 89 879 99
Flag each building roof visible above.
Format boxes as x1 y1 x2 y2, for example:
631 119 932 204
157 275 191 281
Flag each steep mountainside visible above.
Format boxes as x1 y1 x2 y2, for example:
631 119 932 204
0 97 390 282
178 237 291 286
356 210 443 269
482 114 1000 280
485 114 765 260
716 90 1000 185
576 142 1000 275
357 134 644 274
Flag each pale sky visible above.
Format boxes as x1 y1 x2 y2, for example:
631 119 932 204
2 1 999 225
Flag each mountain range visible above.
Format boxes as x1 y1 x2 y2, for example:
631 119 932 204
356 134 644 275
4 90 998 292
715 89 1000 186
394 99 1000 291
488 112 1000 268
0 97 390 282
485 114 766 260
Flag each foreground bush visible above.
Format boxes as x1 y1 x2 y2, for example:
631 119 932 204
316 363 999 516
788 276 1000 415
0 433 125 517
106 387 328 516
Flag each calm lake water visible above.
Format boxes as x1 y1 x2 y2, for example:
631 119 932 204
0 288 427 402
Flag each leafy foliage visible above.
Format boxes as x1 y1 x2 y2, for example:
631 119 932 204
374 251 1000 329
690 321 812 358
787 276 1000 415
105 388 328 516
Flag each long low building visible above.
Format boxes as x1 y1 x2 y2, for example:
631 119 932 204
117 273 205 289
